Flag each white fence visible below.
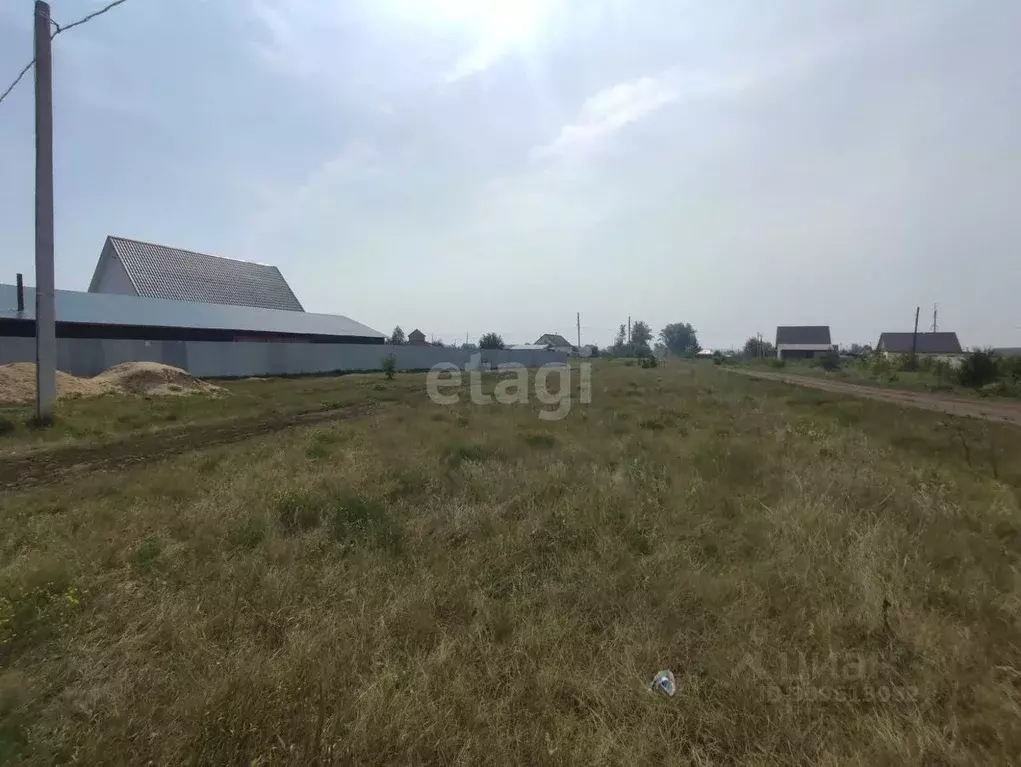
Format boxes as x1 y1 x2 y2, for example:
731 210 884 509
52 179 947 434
0 337 568 378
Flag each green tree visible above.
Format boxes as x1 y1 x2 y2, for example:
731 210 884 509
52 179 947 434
479 332 505 350
631 320 653 356
743 336 775 358
389 326 406 345
611 324 627 355
660 322 700 357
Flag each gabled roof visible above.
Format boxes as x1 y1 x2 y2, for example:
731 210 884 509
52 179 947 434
775 326 832 346
408 328 426 339
1 283 383 340
877 332 962 354
90 236 304 312
535 333 571 347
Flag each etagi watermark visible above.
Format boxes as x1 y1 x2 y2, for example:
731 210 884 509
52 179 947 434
426 354 591 421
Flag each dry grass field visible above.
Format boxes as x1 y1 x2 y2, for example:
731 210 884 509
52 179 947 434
2 361 1020 763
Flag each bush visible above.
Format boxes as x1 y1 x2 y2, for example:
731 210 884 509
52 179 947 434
381 353 397 381
0 417 15 436
770 359 786 369
819 350 841 372
999 355 1021 384
639 355 659 369
958 350 998 389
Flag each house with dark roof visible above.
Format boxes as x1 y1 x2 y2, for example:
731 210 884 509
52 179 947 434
876 332 963 357
775 326 833 360
534 333 574 354
407 329 428 345
88 236 304 312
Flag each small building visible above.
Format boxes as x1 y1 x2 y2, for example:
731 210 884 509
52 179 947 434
407 329 428 345
534 333 574 354
775 326 833 359
876 332 963 357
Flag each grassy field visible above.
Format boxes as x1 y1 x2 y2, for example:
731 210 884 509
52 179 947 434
738 355 1021 400
2 361 1021 763
0 374 427 454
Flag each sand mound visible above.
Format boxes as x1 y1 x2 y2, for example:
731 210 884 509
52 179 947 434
0 362 224 404
0 362 109 403
93 362 225 397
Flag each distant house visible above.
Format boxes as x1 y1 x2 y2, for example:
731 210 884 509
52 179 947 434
534 333 574 354
408 328 427 345
775 326 833 359
876 332 963 357
994 347 1021 357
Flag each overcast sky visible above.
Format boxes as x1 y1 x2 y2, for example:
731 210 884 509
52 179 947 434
1 0 1019 349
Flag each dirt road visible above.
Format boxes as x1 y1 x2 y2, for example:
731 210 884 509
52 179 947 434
736 369 1021 426
0 405 376 492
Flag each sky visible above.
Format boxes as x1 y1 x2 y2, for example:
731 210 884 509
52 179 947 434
1 0 1019 350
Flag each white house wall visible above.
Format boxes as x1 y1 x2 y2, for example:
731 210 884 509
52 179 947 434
776 343 833 358
90 246 138 296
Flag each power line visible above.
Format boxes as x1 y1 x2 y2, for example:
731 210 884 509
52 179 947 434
0 0 131 108
52 0 130 35
0 59 35 108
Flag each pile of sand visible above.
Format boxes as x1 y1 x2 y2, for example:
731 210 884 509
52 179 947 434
0 362 225 404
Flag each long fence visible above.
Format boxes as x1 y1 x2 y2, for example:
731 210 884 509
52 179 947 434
0 337 567 378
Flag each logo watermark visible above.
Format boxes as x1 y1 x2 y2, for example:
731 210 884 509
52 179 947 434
426 353 592 421
734 649 920 705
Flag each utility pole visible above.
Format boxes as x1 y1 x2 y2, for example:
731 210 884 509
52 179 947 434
627 316 631 344
34 1 56 423
931 303 938 333
576 312 581 349
910 306 920 361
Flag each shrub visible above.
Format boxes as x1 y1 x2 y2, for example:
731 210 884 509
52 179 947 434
381 353 397 381
639 355 659 369
819 350 841 372
0 418 15 436
770 358 786 369
958 350 998 389
999 355 1021 384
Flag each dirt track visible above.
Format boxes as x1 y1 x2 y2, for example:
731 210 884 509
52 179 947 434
0 406 375 492
737 370 1021 426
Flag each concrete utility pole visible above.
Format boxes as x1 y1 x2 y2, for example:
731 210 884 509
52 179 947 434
627 316 631 345
34 0 56 422
576 312 581 349
931 303 938 333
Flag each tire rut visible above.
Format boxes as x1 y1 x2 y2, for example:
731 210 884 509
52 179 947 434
0 406 376 492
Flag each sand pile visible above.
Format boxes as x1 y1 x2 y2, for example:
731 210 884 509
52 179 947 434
0 362 224 404
92 362 225 397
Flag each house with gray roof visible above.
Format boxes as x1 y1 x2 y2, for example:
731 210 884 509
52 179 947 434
775 326 833 360
88 236 304 312
876 332 963 356
534 333 574 353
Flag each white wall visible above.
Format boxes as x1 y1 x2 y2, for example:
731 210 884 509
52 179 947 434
90 244 138 296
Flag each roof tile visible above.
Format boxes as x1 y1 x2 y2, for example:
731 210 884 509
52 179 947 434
107 237 304 312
